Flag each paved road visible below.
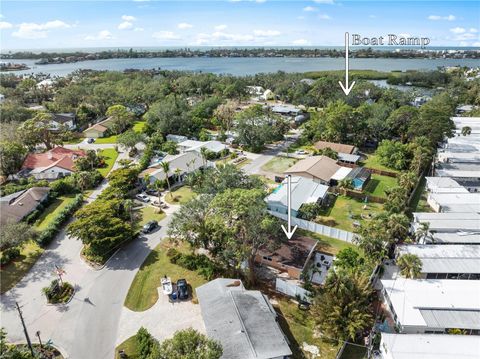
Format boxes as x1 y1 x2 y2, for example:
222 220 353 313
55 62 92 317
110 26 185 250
1 213 174 359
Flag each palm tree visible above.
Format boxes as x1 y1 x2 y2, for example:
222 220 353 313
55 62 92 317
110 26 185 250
200 147 208 167
415 222 434 243
160 161 172 200
399 171 417 192
153 180 163 207
461 126 472 136
338 179 353 193
123 199 134 223
174 168 182 184
397 254 422 278
76 171 91 192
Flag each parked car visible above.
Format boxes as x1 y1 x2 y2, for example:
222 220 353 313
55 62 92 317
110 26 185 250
152 199 161 207
295 150 307 155
136 193 150 203
87 138 95 144
142 220 158 233
176 279 188 299
145 188 158 196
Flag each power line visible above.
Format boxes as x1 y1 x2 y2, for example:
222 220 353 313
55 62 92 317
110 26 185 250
15 301 35 357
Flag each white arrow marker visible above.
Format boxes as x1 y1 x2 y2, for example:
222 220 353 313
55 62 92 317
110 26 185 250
338 31 356 96
281 175 298 240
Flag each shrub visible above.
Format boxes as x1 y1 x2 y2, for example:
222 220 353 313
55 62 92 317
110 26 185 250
135 327 158 358
50 178 78 195
0 247 21 266
36 194 84 247
42 279 74 304
167 250 219 280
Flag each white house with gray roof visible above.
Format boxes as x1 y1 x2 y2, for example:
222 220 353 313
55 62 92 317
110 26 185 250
196 278 292 359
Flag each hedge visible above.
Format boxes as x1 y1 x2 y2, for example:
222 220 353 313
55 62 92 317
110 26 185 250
36 194 84 247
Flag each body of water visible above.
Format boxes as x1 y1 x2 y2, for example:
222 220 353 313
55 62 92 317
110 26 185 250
2 57 480 77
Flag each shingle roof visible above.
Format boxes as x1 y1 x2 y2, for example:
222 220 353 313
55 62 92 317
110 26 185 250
196 279 292 359
313 140 356 154
284 155 341 182
22 147 85 172
0 187 51 226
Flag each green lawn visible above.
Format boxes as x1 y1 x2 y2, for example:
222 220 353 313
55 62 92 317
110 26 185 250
261 156 298 174
316 195 383 231
115 336 139 359
1 240 44 294
361 154 399 174
34 194 77 231
137 206 166 227
94 135 118 144
275 297 340 359
124 242 207 311
297 229 356 255
364 174 397 198
98 148 119 177
132 121 146 133
165 186 195 205
410 177 433 213
63 137 84 144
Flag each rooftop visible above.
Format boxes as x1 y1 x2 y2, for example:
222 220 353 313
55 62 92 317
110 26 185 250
425 177 468 193
431 232 480 245
179 140 227 153
196 278 292 359
257 236 317 270
397 244 480 274
412 212 480 231
381 278 480 329
0 187 51 226
380 333 480 359
284 155 341 182
313 140 356 154
22 147 85 173
428 192 480 213
266 176 329 211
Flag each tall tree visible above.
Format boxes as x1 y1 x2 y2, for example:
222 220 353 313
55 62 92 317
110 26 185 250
156 328 222 359
18 112 63 150
0 141 27 176
117 130 144 152
160 161 172 198
106 104 134 134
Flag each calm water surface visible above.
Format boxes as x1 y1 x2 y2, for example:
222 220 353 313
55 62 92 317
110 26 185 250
2 57 480 77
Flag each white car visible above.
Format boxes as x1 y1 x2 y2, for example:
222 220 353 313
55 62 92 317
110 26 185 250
135 193 150 203
295 150 307 155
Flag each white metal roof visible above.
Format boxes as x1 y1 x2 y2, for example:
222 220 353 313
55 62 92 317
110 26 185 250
266 176 328 211
337 153 361 163
432 232 480 244
381 278 480 329
397 244 480 273
380 333 480 359
180 140 227 153
412 212 480 231
331 166 352 180
428 193 480 213
424 177 467 193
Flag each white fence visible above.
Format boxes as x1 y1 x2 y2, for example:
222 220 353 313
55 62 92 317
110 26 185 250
275 278 311 301
268 211 356 243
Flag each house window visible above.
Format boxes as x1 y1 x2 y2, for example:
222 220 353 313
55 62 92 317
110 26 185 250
262 256 272 261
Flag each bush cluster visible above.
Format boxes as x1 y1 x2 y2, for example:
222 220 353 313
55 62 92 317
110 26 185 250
0 247 21 266
36 194 84 246
166 248 218 280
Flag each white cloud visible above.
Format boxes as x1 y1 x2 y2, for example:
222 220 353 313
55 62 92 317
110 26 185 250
253 29 281 37
12 20 71 39
152 31 180 40
313 0 335 4
318 14 331 20
85 30 113 41
292 38 311 45
0 21 13 29
428 14 456 21
303 6 317 12
215 24 227 31
118 21 133 30
122 15 136 21
455 32 477 41
177 22 193 29
134 27 144 32
450 27 466 34
472 42 480 47
470 28 478 33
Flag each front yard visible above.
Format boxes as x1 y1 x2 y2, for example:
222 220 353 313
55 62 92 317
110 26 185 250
363 174 397 198
261 156 298 174
34 194 78 231
165 186 195 205
124 242 207 311
0 240 44 294
315 195 383 231
98 148 119 177
137 206 166 227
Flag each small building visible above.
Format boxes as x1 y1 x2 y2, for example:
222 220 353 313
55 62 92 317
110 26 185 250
165 134 188 143
337 153 361 165
379 333 480 359
50 113 76 131
271 104 302 120
345 167 371 190
396 244 480 280
427 192 480 213
313 140 357 155
425 177 469 194
265 176 329 217
262 89 274 101
412 212 480 234
83 117 116 138
0 187 51 226
284 155 342 186
177 140 227 154
435 162 480 179
196 278 292 359
380 277 480 334
20 147 85 180
246 85 264 96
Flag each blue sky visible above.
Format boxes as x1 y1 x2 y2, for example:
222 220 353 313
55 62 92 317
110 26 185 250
0 1 478 49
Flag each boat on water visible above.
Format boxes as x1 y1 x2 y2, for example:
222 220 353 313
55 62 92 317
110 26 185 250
161 277 173 295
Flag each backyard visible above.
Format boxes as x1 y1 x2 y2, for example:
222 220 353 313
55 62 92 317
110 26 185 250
297 230 357 255
124 242 207 311
363 174 397 198
164 186 195 205
0 240 44 294
315 195 383 231
361 154 399 174
261 156 298 174
98 148 119 177
34 194 78 231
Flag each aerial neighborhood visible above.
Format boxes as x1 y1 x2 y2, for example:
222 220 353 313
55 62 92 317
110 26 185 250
1 35 480 359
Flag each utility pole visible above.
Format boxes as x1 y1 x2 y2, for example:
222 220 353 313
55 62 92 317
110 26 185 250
15 301 34 357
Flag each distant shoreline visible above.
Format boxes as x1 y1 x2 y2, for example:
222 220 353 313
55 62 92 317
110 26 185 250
1 47 479 65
